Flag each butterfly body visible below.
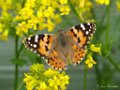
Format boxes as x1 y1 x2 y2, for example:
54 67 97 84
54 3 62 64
24 23 96 71
58 30 67 47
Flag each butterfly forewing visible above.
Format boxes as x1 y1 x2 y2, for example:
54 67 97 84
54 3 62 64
66 23 96 48
66 23 96 65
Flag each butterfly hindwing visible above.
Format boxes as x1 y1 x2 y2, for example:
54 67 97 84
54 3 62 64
46 49 67 71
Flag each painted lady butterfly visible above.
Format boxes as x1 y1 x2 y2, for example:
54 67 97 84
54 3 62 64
23 23 96 71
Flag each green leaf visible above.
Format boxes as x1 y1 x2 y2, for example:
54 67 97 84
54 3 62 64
11 58 27 67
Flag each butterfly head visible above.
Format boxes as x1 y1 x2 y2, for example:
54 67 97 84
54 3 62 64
58 29 64 33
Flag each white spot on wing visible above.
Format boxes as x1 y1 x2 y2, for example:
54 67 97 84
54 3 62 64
88 37 90 40
89 29 91 31
86 31 89 35
34 50 37 53
33 44 37 48
28 37 31 40
73 63 77 66
59 68 62 71
81 24 85 30
90 26 92 29
87 23 90 25
30 48 33 51
35 35 38 42
42 57 44 59
72 26 75 29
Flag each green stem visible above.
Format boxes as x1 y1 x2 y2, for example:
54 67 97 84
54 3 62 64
105 2 120 72
13 0 26 89
68 0 83 22
91 6 102 87
84 64 87 90
106 4 110 52
99 7 108 26
94 55 101 86
14 35 19 90
107 55 120 72
18 44 24 56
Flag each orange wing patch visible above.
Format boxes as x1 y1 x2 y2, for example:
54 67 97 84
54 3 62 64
69 29 87 47
46 50 67 71
72 44 86 66
38 34 55 56
67 23 96 48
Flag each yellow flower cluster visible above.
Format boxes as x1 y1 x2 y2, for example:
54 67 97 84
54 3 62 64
0 0 21 41
96 0 110 5
0 0 12 41
85 54 96 68
73 0 93 21
15 0 70 36
85 44 101 68
24 64 69 90
90 44 101 54
0 24 9 41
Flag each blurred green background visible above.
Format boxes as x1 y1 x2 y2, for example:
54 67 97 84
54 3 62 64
0 0 120 90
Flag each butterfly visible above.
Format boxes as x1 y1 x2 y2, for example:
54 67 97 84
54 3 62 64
23 22 96 71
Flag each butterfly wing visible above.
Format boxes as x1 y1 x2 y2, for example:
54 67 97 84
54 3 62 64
66 23 96 65
24 34 67 70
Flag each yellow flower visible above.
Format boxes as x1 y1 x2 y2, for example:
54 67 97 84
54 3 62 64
19 8 34 20
30 63 45 73
79 0 85 7
16 21 28 36
44 68 59 77
25 0 36 8
60 0 68 4
13 0 70 36
54 15 61 24
49 77 59 90
48 73 69 90
47 19 55 32
27 16 39 30
85 54 96 68
37 8 43 18
0 0 12 11
75 0 93 21
90 44 101 54
38 23 47 30
0 23 4 32
24 74 37 90
96 0 110 5
116 1 120 11
60 6 70 15
0 29 9 41
44 7 54 18
24 64 69 90
40 81 47 89
59 74 69 90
